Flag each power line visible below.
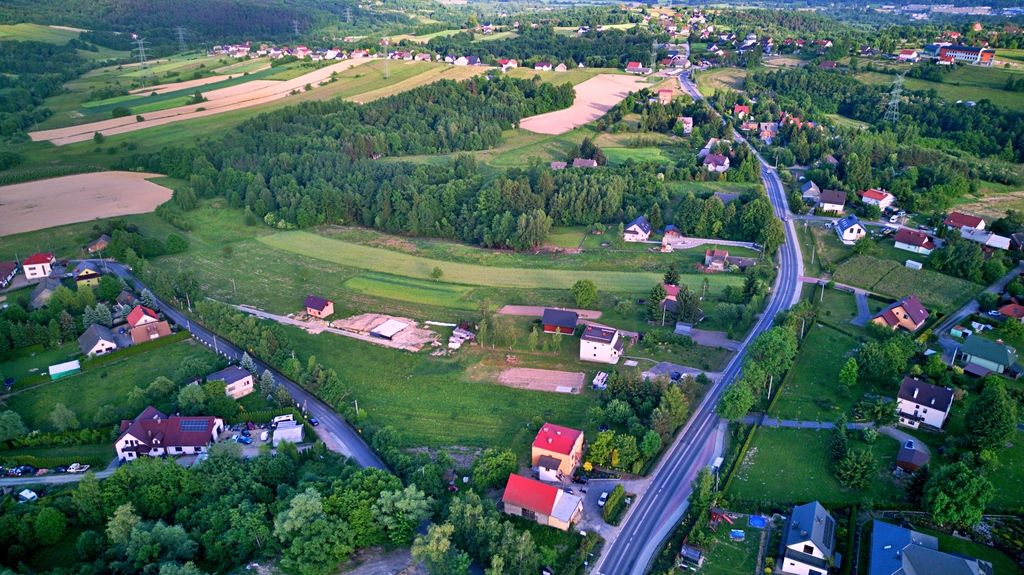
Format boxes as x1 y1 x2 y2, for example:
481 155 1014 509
883 71 905 123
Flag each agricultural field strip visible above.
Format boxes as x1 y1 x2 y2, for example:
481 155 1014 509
258 231 743 292
29 58 376 145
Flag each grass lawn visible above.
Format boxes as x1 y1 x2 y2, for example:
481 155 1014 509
0 343 79 381
0 23 80 43
833 256 981 313
991 430 1024 509
506 67 625 87
699 521 762 575
856 69 1024 112
824 113 869 130
546 227 587 249
796 224 849 278
603 147 669 165
728 428 906 506
695 67 747 96
258 230 743 292
346 62 487 104
3 339 218 431
279 324 601 450
771 326 862 421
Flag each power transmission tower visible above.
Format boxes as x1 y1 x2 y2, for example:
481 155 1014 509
176 26 188 53
346 6 352 24
651 39 658 71
883 72 905 123
292 19 300 38
132 34 149 69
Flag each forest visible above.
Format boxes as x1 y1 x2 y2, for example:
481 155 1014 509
425 27 658 68
0 41 91 141
0 0 408 52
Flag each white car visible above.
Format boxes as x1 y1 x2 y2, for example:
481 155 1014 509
66 463 90 474
598 492 609 507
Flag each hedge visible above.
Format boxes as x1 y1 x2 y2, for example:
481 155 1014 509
720 423 759 495
839 503 858 575
0 452 110 469
226 407 316 440
602 484 627 524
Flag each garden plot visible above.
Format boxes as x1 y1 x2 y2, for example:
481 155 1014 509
498 367 584 394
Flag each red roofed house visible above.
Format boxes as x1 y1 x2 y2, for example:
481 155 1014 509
625 61 642 71
860 188 895 210
126 305 159 328
893 229 936 255
304 294 334 318
658 89 673 105
115 406 224 462
0 261 17 289
23 253 55 280
499 58 518 71
898 49 919 62
733 104 750 119
704 249 729 271
872 295 929 332
531 422 584 482
943 211 985 231
501 474 583 531
998 302 1024 323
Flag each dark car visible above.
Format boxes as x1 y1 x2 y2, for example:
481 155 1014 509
54 466 67 474
241 429 251 437
308 417 320 427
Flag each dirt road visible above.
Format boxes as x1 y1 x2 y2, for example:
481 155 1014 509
519 74 648 135
0 172 172 236
30 58 374 146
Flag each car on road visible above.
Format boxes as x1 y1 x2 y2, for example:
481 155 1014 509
308 417 320 426
904 440 916 450
598 492 609 507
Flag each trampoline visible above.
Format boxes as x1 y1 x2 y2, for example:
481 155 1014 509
748 515 768 529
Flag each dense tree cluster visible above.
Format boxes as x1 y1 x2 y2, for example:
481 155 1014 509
0 448 427 575
426 27 656 68
0 41 90 140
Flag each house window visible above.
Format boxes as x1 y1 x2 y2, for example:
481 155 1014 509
802 545 814 555
521 509 536 520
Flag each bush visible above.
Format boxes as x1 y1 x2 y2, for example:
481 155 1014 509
111 106 131 118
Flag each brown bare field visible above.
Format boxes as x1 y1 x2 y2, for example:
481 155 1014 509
29 58 374 146
957 190 1024 219
128 70 261 95
519 74 648 135
497 367 584 394
764 56 807 68
0 172 172 236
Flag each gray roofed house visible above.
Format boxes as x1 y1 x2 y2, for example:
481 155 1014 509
868 520 990 575
819 189 847 212
207 365 251 385
782 501 839 575
572 158 598 168
959 227 1011 251
30 278 61 309
896 376 955 429
801 181 821 202
207 365 255 399
78 324 118 356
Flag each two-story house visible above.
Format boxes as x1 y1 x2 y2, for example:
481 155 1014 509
896 377 954 429
781 501 839 575
531 423 584 482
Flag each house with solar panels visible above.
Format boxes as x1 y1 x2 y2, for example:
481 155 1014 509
780 501 840 575
115 406 224 462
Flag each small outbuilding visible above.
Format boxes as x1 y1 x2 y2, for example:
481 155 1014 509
541 309 578 335
895 445 930 473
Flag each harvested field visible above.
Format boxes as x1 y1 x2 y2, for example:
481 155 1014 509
29 58 373 145
127 67 269 95
0 172 172 236
498 368 584 394
519 74 648 135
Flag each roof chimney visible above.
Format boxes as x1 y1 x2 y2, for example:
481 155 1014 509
913 388 919 399
548 438 552 444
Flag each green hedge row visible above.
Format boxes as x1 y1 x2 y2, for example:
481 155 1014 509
602 484 627 524
720 423 759 495
0 453 109 469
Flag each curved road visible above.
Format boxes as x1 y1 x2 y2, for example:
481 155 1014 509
595 74 803 575
79 260 386 470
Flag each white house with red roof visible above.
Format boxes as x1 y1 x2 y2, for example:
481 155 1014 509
658 89 673 105
733 104 750 118
126 305 160 328
501 474 583 531
115 406 224 462
860 188 895 210
22 253 55 280
898 49 919 62
531 423 584 482
499 58 518 71
893 229 936 255
943 211 985 231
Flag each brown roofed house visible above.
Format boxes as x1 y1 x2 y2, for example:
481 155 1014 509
872 295 929 332
304 294 334 319
130 320 173 345
115 406 224 462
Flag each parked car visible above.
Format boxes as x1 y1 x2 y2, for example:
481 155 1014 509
308 417 320 427
904 440 916 450
598 492 609 507
987 310 1001 318
260 431 269 442
232 434 253 445
54 466 67 474
67 463 90 473
241 429 251 437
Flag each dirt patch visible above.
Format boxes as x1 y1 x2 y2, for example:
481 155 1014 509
519 74 648 135
331 313 437 349
498 367 584 394
367 236 419 253
0 171 172 236
338 547 424 575
764 56 806 68
30 58 373 146
958 191 1024 220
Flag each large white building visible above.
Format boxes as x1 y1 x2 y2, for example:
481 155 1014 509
579 325 623 364
896 377 954 429
22 253 55 280
115 406 224 462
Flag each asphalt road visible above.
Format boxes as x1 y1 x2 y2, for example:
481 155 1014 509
79 259 386 470
594 74 803 574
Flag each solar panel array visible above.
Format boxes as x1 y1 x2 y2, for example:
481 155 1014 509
179 419 210 432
